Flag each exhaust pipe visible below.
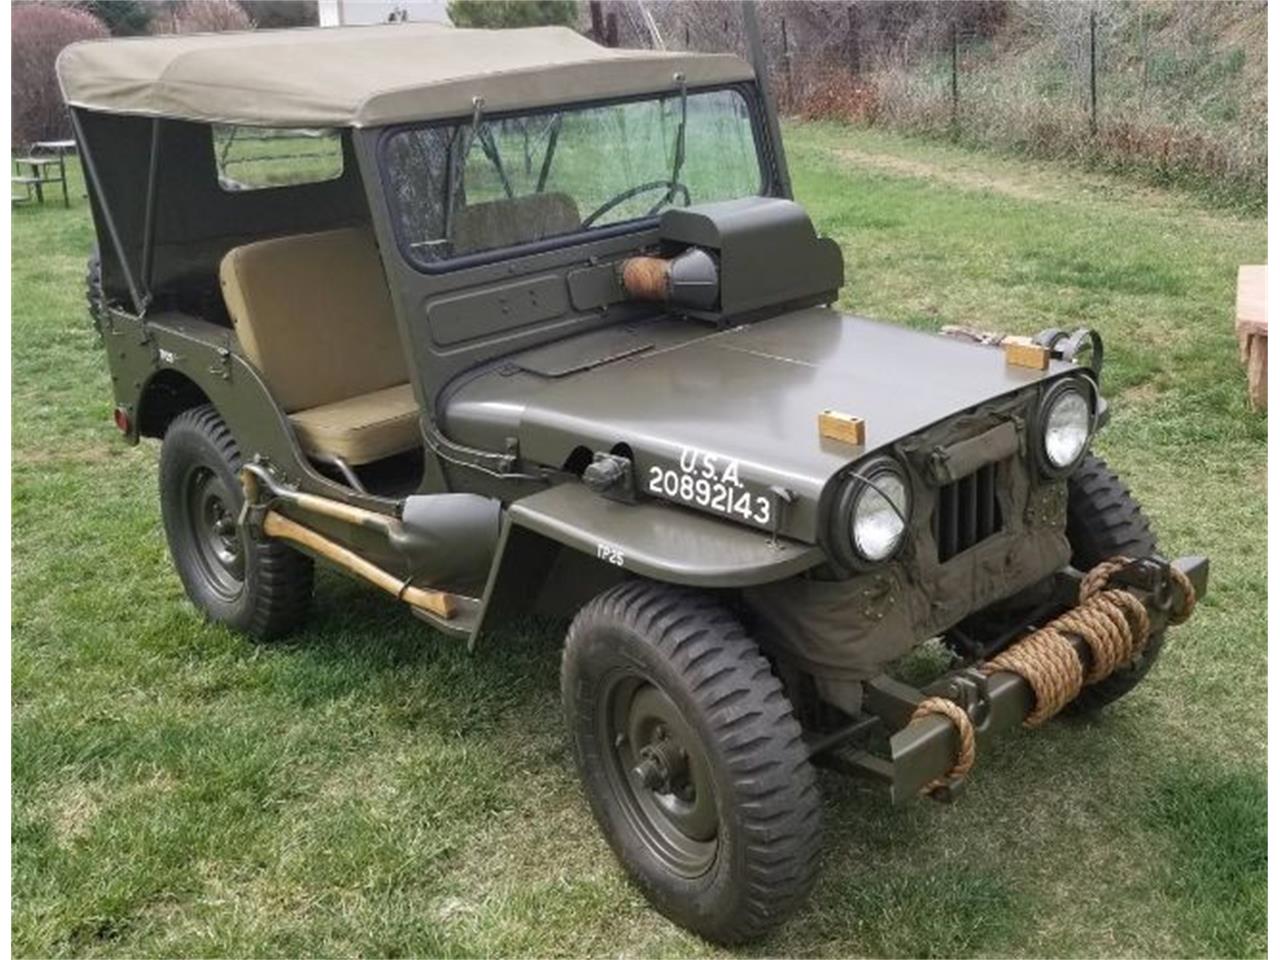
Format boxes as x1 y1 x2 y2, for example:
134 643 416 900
261 509 458 619
241 464 501 589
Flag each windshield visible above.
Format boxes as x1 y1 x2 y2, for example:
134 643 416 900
382 88 763 267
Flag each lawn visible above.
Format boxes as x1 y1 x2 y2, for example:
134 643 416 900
11 124 1266 957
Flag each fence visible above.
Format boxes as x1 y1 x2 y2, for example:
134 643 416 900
594 0 1266 209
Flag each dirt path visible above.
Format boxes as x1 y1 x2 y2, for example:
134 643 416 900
829 143 1249 228
833 146 1059 203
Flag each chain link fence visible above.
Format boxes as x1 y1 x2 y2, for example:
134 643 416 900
586 1 1265 209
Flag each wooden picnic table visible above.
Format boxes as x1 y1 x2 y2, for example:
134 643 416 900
12 140 73 208
1236 265 1267 411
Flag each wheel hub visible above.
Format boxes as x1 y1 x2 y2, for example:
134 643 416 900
186 466 245 600
633 729 689 794
601 676 719 878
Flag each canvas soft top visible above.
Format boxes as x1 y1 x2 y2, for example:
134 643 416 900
56 22 756 128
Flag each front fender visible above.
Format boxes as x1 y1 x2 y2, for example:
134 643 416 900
510 483 822 586
470 482 824 645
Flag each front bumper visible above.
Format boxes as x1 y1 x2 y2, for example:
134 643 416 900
821 554 1208 803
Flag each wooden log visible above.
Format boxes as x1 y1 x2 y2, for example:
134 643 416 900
1236 265 1267 411
1244 333 1267 412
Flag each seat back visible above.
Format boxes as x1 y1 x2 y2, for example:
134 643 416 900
219 228 407 413
452 192 581 256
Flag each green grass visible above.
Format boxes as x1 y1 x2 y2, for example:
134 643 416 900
12 125 1266 957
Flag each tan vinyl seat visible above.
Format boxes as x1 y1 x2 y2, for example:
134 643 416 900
219 227 421 465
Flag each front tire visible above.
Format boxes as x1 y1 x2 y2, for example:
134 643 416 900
1064 453 1161 714
562 581 821 944
159 405 313 638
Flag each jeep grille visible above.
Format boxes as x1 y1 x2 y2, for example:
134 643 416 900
934 463 1002 562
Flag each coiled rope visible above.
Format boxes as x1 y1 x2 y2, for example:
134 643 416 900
913 557 1197 791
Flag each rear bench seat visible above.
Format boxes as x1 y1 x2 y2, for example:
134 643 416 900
219 228 420 466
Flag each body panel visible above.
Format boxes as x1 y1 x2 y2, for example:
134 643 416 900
103 308 414 568
508 482 823 587
446 307 1078 539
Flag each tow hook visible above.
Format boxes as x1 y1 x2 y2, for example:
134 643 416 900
916 669 992 802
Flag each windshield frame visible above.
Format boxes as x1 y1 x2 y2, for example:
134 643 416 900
375 81 774 275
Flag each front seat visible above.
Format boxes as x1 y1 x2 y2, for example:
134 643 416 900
219 227 420 466
452 191 581 255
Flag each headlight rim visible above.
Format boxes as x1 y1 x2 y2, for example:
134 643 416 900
828 455 912 570
1037 377 1095 477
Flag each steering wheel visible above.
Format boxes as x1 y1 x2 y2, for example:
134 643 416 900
582 179 691 228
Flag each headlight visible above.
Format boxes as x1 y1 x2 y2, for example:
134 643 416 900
1041 382 1092 472
852 471 908 561
834 459 911 566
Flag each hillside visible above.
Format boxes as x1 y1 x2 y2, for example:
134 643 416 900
777 0 1267 210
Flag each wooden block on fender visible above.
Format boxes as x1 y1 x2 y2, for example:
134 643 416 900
1003 336 1050 371
819 409 866 445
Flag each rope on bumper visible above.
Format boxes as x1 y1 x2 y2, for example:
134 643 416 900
915 557 1200 792
910 696 976 789
980 556 1197 727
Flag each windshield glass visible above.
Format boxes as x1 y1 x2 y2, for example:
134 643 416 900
382 88 762 267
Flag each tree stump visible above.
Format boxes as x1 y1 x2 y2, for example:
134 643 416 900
1236 265 1267 411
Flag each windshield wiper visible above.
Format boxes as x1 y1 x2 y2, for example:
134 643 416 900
535 114 563 194
476 125 514 199
443 96 486 243
651 76 688 215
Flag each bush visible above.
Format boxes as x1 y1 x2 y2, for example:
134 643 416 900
11 3 109 146
148 1 252 34
80 0 153 36
447 0 578 30
238 1 318 29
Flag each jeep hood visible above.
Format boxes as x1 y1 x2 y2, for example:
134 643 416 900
444 307 1078 541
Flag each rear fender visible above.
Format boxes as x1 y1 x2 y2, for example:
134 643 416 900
106 309 398 512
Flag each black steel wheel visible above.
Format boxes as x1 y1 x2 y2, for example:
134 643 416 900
562 580 821 944
159 405 312 638
1064 453 1162 714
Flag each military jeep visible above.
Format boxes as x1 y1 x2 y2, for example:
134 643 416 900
60 18 1206 943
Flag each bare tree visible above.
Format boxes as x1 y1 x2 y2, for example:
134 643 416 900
12 3 109 144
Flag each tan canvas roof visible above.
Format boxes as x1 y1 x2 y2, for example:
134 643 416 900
57 23 756 128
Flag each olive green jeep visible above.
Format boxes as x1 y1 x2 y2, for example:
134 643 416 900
60 15 1205 943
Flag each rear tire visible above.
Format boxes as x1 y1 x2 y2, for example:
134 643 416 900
1064 453 1162 714
159 405 312 638
85 249 104 335
561 581 821 944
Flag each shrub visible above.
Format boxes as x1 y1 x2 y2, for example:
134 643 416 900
80 1 154 36
786 65 880 124
11 3 109 146
238 1 317 29
447 0 578 30
148 1 252 35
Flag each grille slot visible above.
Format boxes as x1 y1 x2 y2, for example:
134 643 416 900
935 462 1002 562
